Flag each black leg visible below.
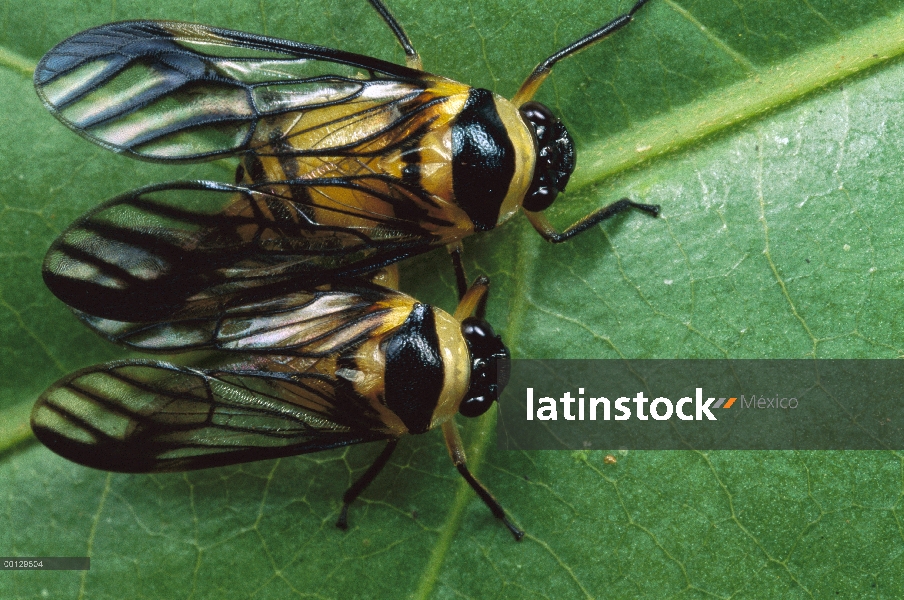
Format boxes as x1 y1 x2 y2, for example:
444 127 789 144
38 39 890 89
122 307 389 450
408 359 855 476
449 246 468 301
514 0 654 104
336 439 399 530
366 0 423 69
456 463 524 541
525 198 660 244
539 0 652 72
442 420 522 541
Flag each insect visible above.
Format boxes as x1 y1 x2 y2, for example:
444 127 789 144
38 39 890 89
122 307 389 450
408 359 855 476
35 0 659 323
31 276 523 539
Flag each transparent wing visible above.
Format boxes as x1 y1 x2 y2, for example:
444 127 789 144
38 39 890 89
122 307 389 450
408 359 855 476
33 20 430 161
31 359 392 472
43 181 441 321
73 280 415 354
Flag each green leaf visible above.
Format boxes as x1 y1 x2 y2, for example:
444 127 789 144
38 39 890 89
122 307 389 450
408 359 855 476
3 0 904 597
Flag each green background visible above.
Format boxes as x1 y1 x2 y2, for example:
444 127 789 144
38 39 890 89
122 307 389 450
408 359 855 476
3 0 904 597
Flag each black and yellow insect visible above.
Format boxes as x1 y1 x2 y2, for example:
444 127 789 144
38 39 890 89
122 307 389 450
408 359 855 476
35 0 659 323
31 276 523 539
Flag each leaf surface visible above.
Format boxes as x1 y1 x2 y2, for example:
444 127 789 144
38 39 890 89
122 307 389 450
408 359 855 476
2 0 903 597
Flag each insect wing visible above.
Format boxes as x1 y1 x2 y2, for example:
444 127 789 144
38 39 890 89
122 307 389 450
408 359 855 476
37 21 480 313
33 20 431 161
73 280 415 355
43 181 440 322
31 360 393 473
33 282 420 471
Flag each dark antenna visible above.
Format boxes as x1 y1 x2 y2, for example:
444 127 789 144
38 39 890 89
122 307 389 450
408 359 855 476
367 0 423 69
513 0 652 105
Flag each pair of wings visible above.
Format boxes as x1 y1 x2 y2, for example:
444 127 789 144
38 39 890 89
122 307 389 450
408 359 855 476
37 20 463 323
32 280 418 472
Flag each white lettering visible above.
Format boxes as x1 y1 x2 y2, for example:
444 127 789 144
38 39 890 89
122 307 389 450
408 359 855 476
615 397 631 420
561 392 576 421
591 397 610 420
677 397 693 420
537 397 557 420
696 388 716 420
633 392 649 421
578 388 585 420
650 397 673 420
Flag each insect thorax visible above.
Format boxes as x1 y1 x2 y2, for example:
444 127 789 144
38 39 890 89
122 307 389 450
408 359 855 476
337 302 470 436
451 89 536 231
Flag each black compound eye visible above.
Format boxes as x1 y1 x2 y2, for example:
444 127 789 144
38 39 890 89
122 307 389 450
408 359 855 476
460 317 511 419
552 122 576 184
523 185 558 212
520 101 556 131
459 395 494 418
519 101 574 213
461 318 498 354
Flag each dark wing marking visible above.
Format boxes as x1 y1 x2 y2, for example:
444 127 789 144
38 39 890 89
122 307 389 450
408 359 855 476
74 281 414 355
43 181 442 322
31 360 392 472
34 20 431 161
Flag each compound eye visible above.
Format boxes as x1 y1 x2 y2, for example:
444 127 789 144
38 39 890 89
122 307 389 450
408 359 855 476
461 318 498 353
519 101 556 129
460 317 510 418
459 395 494 418
523 184 558 212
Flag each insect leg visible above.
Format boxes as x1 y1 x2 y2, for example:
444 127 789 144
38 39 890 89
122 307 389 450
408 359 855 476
367 0 423 70
524 198 660 243
452 275 490 321
442 420 523 541
336 438 399 530
448 244 468 301
513 0 653 105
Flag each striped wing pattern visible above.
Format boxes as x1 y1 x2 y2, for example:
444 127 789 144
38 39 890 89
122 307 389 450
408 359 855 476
33 20 429 161
32 283 417 471
32 22 470 472
36 22 474 322
31 360 392 472
75 281 414 354
43 181 435 322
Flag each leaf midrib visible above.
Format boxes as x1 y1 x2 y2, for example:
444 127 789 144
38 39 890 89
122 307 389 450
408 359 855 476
0 46 33 77
570 7 904 190
3 9 903 195
4 6 904 594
